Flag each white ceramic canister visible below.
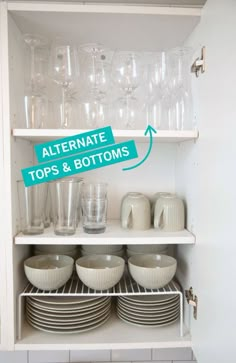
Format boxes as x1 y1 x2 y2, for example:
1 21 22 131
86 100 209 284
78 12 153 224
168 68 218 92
120 192 151 230
154 195 185 232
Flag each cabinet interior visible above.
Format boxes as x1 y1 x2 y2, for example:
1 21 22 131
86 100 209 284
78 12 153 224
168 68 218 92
5 5 199 350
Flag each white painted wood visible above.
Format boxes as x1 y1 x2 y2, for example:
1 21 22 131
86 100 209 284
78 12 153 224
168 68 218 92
12 129 199 143
15 316 191 350
8 2 201 15
8 4 200 51
175 1 236 363
0 3 36 350
15 221 195 245
8 0 207 7
0 3 5 351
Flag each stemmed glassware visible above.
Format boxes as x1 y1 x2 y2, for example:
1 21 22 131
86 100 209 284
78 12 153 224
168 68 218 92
112 51 143 129
143 51 169 129
22 34 194 131
49 41 79 128
79 44 112 128
166 47 193 130
23 34 48 128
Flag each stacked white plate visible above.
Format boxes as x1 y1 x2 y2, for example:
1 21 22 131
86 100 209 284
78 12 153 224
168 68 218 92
81 245 124 257
26 296 112 334
117 294 180 327
34 245 80 260
127 244 168 258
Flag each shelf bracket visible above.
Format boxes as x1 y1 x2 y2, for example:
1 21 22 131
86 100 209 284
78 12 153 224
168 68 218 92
191 46 206 77
185 287 198 320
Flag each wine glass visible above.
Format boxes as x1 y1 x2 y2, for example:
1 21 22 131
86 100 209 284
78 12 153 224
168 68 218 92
80 43 112 99
80 96 110 128
168 47 193 130
23 34 49 128
49 42 79 128
142 52 169 129
112 51 143 129
24 34 48 93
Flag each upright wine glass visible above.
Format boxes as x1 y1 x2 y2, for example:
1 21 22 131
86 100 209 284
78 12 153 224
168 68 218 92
49 42 79 128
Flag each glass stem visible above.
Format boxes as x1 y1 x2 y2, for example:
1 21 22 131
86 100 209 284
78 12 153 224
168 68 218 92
30 45 35 92
61 86 67 129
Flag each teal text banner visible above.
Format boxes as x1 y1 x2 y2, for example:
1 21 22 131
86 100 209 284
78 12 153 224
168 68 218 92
22 140 138 187
35 126 115 163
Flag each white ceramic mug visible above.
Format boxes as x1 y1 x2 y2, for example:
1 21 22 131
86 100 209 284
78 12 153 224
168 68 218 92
151 192 173 221
154 195 185 232
121 192 151 230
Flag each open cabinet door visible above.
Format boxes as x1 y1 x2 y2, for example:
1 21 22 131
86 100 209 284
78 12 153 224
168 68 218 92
176 0 236 362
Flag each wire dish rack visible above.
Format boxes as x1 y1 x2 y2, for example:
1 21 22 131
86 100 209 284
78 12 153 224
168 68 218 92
18 272 183 339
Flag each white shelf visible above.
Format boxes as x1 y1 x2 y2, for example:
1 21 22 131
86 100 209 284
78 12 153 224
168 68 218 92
9 3 201 51
12 129 199 143
15 316 191 350
14 220 195 245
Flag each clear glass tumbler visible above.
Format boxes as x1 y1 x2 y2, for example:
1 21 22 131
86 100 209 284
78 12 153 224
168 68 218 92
17 181 48 235
82 183 108 234
49 178 82 236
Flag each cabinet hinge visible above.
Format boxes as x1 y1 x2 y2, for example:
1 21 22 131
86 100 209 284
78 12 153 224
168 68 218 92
191 46 206 77
185 287 198 320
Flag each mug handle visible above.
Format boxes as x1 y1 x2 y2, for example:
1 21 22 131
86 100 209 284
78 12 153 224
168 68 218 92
121 205 132 229
154 203 164 229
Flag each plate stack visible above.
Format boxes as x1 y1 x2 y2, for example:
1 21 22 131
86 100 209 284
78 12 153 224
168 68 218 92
34 245 80 260
26 296 111 334
126 244 168 258
81 245 124 257
117 294 180 327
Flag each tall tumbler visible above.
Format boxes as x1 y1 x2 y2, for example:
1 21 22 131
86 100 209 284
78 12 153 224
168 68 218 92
49 178 81 236
82 183 108 234
17 181 48 235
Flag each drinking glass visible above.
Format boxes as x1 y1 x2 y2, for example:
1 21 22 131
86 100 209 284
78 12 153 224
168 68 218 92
82 183 108 234
52 91 79 129
24 94 48 129
17 181 48 235
112 51 143 129
23 34 49 128
80 43 112 99
49 178 82 236
43 191 51 228
168 47 193 130
49 42 79 128
80 96 110 128
112 51 143 93
24 34 48 93
114 95 141 129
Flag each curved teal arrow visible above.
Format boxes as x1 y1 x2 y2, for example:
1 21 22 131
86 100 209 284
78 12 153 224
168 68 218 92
122 125 157 171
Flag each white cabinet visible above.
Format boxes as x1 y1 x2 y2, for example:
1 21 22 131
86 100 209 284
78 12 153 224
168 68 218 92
0 1 236 362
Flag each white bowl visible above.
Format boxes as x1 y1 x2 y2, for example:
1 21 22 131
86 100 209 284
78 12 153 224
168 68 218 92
127 249 168 258
81 249 124 258
76 255 125 290
24 255 74 291
34 249 80 260
128 254 177 289
127 244 168 253
81 245 122 253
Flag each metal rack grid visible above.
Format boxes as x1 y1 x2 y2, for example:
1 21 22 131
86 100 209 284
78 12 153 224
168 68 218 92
18 273 183 339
